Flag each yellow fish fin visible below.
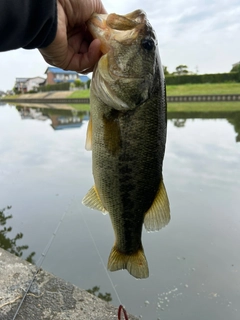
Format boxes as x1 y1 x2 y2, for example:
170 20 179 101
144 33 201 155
144 178 170 231
85 114 92 151
82 185 108 215
107 245 149 279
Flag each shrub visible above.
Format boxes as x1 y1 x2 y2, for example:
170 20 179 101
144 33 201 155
165 72 239 85
39 82 70 92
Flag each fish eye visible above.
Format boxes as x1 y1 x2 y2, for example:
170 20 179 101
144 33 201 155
141 38 155 51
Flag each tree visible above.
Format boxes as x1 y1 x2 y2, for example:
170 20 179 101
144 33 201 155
175 65 189 75
230 64 240 73
163 66 169 76
74 79 84 88
13 87 21 94
0 206 35 263
86 79 91 89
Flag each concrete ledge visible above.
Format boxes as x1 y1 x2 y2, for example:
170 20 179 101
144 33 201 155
2 98 90 104
2 93 240 105
0 249 138 320
167 94 240 102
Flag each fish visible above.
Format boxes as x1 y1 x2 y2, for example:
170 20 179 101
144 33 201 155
82 9 170 279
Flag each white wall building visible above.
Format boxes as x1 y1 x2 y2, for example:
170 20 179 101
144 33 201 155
25 77 45 92
15 77 45 93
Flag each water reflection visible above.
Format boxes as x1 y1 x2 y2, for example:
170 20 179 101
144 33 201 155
0 206 35 263
16 105 90 131
86 286 112 302
13 105 240 142
169 110 240 142
227 113 240 142
172 119 187 128
1 103 240 319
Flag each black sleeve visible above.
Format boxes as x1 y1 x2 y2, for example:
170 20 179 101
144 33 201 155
0 0 57 51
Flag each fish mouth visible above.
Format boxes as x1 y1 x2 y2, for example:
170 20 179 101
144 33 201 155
87 14 110 54
87 10 147 54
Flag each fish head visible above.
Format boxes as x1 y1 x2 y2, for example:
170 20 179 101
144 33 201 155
87 10 162 110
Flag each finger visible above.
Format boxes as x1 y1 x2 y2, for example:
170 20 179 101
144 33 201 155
97 2 107 15
67 38 102 73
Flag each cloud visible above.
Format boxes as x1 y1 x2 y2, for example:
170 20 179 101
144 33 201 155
0 49 48 91
0 0 239 91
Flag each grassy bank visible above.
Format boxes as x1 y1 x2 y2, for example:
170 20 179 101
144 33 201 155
1 94 20 99
69 104 90 111
2 83 240 100
2 82 240 105
68 83 240 98
166 82 240 96
69 89 90 98
70 102 240 113
167 101 240 112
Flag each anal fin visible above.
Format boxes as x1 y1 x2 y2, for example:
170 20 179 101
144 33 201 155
82 185 108 214
144 178 170 231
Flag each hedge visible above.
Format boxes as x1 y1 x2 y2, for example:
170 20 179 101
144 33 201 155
39 82 70 92
165 72 239 85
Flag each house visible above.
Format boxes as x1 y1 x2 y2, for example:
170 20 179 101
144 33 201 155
45 67 90 87
14 77 45 93
14 78 28 93
25 77 45 91
0 90 5 97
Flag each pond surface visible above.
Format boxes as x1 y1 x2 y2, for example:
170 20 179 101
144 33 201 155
0 103 240 320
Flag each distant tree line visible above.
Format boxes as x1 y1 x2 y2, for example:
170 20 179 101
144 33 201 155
163 64 240 85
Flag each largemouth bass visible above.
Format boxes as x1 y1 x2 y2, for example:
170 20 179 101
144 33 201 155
83 10 170 279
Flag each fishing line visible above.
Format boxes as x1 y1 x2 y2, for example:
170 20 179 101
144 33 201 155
75 197 123 306
12 198 73 320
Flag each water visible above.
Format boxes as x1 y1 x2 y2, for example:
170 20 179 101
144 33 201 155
0 103 240 319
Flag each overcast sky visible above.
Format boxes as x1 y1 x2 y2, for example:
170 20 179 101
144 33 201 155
0 0 239 91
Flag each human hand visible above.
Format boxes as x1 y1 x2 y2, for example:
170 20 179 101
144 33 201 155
39 0 107 73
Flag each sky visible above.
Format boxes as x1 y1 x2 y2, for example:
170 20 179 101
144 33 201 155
0 0 239 91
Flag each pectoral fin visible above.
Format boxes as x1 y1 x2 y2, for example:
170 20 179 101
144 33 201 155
144 178 170 231
82 185 108 214
85 114 92 151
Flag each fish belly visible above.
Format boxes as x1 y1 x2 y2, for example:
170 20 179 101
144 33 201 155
91 95 164 254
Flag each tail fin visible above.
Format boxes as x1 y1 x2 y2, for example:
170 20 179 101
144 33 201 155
107 245 149 279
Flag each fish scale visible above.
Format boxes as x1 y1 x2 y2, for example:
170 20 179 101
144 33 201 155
82 9 170 279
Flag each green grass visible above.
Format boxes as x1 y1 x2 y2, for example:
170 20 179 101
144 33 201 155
1 94 20 99
70 104 90 111
166 83 240 96
167 101 240 112
70 102 240 113
2 83 240 101
69 90 90 98
69 83 240 98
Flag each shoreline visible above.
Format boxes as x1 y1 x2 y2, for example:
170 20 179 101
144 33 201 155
2 93 240 104
0 248 138 320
